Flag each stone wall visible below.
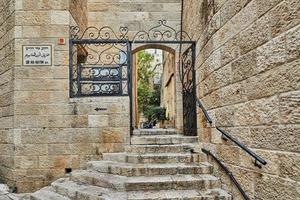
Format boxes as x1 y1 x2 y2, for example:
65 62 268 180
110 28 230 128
88 0 182 31
161 51 176 127
0 0 183 193
0 0 15 188
12 0 73 192
183 0 300 199
0 0 128 192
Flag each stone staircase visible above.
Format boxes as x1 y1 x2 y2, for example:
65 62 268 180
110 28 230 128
29 129 232 200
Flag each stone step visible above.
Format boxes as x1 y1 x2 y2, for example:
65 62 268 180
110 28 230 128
125 144 193 153
70 170 127 191
51 178 126 200
131 135 198 145
133 129 177 136
71 171 220 191
103 153 199 164
87 161 213 176
127 189 232 200
30 187 70 200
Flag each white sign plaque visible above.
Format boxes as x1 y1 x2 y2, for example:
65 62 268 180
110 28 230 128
23 45 52 66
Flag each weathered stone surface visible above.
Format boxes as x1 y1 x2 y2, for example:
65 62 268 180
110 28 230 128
234 96 280 126
202 64 232 95
184 1 300 199
217 145 240 165
220 35 240 67
268 0 300 38
101 129 124 143
254 175 300 200
214 106 235 127
278 152 300 182
219 0 249 26
246 59 300 100
286 24 300 61
50 10 69 25
249 125 300 152
88 115 109 128
15 11 50 26
231 50 257 82
239 15 271 55
279 90 300 124
256 34 287 73
199 49 222 82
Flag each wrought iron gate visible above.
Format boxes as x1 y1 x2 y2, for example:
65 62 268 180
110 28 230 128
69 20 197 136
69 27 131 97
181 44 197 136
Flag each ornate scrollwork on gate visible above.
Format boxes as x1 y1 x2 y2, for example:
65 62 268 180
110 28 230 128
132 20 192 42
69 20 193 98
182 47 194 92
70 20 191 42
69 42 129 97
70 26 129 40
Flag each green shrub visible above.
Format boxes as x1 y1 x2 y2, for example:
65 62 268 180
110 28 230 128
144 106 167 122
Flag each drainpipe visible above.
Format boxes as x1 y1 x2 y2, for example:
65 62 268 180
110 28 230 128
178 0 184 84
180 0 184 38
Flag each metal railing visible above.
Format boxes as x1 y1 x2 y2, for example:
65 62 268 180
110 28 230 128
197 98 267 167
202 148 250 200
197 99 213 124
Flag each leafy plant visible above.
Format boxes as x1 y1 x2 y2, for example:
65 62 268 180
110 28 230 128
137 50 160 113
144 106 167 122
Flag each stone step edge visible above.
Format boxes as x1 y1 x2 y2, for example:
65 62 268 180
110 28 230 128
52 179 230 200
130 136 198 145
87 160 212 169
127 188 232 200
30 186 71 200
102 152 197 163
51 178 126 200
125 143 195 148
133 129 178 136
71 170 220 191
130 135 198 139
86 161 212 176
102 152 206 164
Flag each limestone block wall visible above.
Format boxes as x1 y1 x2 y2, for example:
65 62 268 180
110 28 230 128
161 52 176 126
88 0 182 32
183 0 300 199
12 0 75 192
0 0 16 187
0 0 129 193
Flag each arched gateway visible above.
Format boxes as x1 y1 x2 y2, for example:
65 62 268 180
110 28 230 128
69 20 197 136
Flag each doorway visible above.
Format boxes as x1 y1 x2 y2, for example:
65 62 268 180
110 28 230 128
132 46 177 130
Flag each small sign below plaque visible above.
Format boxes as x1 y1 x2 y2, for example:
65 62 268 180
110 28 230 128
23 45 52 66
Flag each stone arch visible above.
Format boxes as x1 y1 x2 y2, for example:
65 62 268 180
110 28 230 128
132 44 176 55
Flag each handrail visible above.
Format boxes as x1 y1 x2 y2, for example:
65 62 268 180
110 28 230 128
216 127 267 166
197 98 267 167
197 99 213 124
202 148 250 200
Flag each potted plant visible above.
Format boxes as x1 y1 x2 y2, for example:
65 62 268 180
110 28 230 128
143 106 167 128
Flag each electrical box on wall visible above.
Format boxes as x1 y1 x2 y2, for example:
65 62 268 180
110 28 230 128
58 38 66 45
